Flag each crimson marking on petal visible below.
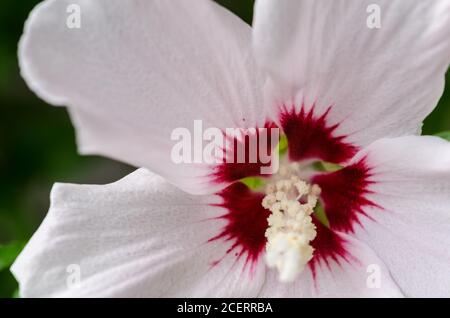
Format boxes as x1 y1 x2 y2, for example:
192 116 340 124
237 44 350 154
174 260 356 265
309 218 353 279
212 122 278 184
280 105 357 164
312 157 380 233
208 182 270 271
309 218 361 285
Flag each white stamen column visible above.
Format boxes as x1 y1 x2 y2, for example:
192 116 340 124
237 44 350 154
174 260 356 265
262 171 321 282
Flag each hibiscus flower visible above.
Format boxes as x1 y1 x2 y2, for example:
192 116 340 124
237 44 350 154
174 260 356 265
12 0 450 297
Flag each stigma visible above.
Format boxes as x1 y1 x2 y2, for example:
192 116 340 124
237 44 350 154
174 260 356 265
262 166 321 282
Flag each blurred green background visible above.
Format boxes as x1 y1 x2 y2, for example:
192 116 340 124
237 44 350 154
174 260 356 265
0 0 449 298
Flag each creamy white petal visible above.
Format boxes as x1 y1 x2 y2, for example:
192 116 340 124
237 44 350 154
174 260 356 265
352 136 450 297
11 169 265 297
258 232 403 297
253 0 450 151
20 0 265 194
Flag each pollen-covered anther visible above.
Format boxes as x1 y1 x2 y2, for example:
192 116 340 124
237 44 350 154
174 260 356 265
262 175 320 282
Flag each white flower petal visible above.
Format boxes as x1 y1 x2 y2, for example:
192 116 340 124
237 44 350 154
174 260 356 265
20 0 265 194
352 136 450 297
258 232 402 297
253 0 450 149
11 169 265 297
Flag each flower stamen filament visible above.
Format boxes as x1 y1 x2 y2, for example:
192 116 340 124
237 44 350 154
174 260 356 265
262 174 321 282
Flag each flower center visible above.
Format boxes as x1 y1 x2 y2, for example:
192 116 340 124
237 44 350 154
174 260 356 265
262 163 321 282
